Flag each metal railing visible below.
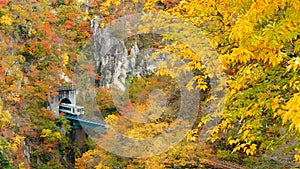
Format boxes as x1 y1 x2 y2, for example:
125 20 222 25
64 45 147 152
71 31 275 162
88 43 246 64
64 114 107 129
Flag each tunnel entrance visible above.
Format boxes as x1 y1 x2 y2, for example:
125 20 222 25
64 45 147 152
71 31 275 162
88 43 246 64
59 98 72 115
60 98 72 105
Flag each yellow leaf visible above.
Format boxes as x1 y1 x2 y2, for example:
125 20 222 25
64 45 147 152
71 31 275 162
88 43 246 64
61 53 69 66
41 129 53 138
0 15 12 26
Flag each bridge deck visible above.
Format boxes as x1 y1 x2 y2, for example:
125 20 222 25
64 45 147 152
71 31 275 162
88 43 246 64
64 115 107 130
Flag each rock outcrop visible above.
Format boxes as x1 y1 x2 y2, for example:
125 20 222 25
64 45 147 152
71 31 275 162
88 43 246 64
92 26 157 91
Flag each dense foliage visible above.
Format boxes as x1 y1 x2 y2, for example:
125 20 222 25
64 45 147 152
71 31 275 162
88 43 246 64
0 0 300 168
0 0 90 168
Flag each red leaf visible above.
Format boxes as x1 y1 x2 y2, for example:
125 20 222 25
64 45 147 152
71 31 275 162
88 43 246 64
65 20 74 29
51 35 61 43
0 0 8 7
0 66 6 72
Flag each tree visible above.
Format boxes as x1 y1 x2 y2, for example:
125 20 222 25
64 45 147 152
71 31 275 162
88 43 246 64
1 0 299 168
79 0 300 167
0 0 92 168
165 0 300 166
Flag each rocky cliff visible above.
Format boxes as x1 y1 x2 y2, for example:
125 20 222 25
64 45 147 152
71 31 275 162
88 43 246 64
91 23 157 91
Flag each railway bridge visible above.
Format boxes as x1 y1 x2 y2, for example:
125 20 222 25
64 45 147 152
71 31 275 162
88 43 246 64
48 86 106 159
48 86 106 130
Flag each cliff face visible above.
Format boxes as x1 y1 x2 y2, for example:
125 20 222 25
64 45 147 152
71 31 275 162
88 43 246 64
92 26 156 91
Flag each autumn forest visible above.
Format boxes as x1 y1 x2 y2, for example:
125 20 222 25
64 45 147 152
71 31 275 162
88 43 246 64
0 0 300 168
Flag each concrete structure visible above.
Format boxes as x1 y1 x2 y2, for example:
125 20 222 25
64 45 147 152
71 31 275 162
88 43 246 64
48 86 106 130
48 86 77 116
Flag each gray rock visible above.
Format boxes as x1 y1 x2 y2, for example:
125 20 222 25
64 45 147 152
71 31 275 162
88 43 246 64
92 26 159 90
